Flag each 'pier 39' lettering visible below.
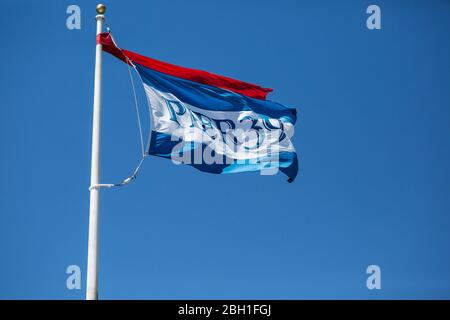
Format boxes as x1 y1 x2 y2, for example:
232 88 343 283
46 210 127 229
163 97 290 150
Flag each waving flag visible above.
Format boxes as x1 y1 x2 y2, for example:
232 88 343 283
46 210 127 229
97 33 298 182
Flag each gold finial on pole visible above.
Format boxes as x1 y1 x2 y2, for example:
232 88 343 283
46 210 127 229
96 4 106 15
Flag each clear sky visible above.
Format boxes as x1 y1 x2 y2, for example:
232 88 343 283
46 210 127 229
1 0 449 299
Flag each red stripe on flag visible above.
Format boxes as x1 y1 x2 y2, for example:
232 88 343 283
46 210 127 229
96 33 272 100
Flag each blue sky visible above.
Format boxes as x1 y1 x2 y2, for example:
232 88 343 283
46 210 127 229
1 0 449 299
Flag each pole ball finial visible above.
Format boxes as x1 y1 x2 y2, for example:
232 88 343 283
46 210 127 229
96 4 106 14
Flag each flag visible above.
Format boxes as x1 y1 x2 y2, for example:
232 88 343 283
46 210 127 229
97 33 298 182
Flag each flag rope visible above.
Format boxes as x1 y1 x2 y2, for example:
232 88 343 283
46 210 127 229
89 155 147 191
127 61 145 156
89 29 149 191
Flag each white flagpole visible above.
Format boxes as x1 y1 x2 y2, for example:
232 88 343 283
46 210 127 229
86 4 106 300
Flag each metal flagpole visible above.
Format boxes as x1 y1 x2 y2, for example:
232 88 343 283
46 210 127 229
86 3 106 300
